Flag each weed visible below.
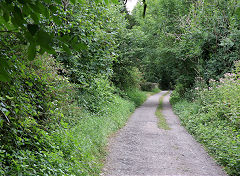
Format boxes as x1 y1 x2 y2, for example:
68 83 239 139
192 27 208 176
156 92 170 130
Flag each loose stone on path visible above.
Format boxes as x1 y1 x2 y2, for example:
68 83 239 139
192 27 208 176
102 91 227 176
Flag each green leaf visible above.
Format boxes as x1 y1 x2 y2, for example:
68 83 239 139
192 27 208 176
24 31 34 43
235 7 240 18
26 81 33 87
0 69 10 82
78 0 86 3
11 6 25 27
28 43 36 61
27 24 39 36
29 3 40 13
37 2 50 18
22 4 31 16
53 15 62 25
39 47 45 55
30 11 40 23
0 119 4 127
104 0 109 5
76 42 88 50
43 0 52 3
49 5 58 13
18 0 27 4
0 59 10 82
36 30 52 50
55 0 62 4
62 43 71 54
43 46 56 54
5 111 10 117
14 108 19 114
70 0 76 4
71 37 88 50
3 11 9 22
111 0 118 4
5 95 13 100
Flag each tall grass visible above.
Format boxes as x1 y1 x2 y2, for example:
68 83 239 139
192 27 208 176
171 62 240 176
125 88 147 107
52 96 135 175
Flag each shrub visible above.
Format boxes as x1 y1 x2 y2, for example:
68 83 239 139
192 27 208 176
77 77 115 114
112 66 144 91
152 87 161 94
170 83 185 105
0 54 136 175
169 90 180 105
125 88 147 107
0 55 75 175
141 82 159 91
172 61 240 176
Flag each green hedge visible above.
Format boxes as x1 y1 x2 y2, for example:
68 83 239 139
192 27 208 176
171 63 240 176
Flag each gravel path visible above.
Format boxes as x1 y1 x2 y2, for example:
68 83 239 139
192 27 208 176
102 91 227 176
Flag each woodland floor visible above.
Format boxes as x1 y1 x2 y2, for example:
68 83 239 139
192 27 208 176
102 91 228 176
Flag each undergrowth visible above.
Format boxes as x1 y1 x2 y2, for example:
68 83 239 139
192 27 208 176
125 88 147 107
171 61 240 176
0 55 138 175
51 96 135 175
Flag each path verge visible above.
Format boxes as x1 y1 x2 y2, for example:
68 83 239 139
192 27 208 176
103 91 227 176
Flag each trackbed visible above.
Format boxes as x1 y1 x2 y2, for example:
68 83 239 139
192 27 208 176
102 91 227 176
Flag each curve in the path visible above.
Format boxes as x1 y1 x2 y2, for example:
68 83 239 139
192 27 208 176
102 91 227 176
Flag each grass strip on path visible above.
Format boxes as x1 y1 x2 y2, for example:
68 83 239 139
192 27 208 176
155 92 170 130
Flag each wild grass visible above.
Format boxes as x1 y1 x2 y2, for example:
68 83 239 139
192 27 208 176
171 64 240 176
156 92 170 130
52 95 135 175
125 88 147 107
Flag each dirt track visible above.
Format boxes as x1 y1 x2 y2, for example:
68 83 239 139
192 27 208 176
102 91 227 176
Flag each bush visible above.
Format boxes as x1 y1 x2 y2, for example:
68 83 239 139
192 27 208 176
112 66 144 91
125 88 147 107
170 83 185 105
152 87 161 94
173 100 240 176
169 90 180 105
77 77 115 114
0 55 75 175
172 61 240 176
141 82 159 91
0 54 136 175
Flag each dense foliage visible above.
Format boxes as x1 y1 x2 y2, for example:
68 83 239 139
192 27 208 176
0 0 149 175
1 0 239 175
0 0 119 81
130 0 240 175
172 62 240 176
131 0 240 90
